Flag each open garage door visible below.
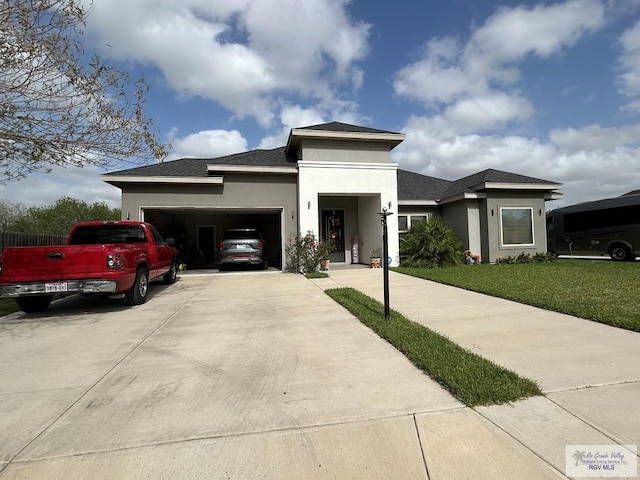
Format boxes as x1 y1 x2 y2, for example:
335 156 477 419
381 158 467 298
141 208 283 271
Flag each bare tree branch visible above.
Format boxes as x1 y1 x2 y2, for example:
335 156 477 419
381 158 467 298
0 0 169 182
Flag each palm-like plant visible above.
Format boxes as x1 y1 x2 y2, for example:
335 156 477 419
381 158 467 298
572 450 587 467
400 215 465 268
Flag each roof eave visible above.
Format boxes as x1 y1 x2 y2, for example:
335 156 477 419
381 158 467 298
438 193 487 204
206 165 297 174
478 182 563 191
103 175 224 187
545 192 564 201
398 199 439 206
286 128 406 153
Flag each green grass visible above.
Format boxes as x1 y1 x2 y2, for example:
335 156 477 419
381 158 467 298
0 298 18 317
394 260 640 332
305 272 329 279
326 287 542 406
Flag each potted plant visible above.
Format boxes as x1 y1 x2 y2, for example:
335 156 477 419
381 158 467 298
317 239 335 271
370 247 382 268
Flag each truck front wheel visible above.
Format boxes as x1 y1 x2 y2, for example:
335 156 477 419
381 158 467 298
126 267 149 305
16 295 54 313
163 259 178 284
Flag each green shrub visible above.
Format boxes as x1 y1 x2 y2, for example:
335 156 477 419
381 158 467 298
495 251 558 264
400 215 465 268
285 233 335 273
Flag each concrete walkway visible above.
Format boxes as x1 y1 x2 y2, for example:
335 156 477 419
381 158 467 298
0 269 637 479
311 268 640 478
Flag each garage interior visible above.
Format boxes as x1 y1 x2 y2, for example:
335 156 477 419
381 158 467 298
142 208 283 270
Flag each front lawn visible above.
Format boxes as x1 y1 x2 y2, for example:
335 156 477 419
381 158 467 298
394 260 639 332
326 287 541 406
0 298 18 317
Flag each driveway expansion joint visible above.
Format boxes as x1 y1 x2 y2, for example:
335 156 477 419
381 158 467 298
8 412 450 465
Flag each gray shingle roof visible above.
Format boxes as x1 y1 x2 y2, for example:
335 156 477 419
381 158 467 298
104 136 559 203
397 168 558 201
397 170 451 200
442 168 558 197
621 189 640 196
104 147 293 177
296 122 401 135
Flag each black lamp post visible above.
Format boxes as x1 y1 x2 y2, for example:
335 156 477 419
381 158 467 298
378 207 393 319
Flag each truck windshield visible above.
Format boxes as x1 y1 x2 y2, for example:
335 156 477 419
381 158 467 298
69 225 148 245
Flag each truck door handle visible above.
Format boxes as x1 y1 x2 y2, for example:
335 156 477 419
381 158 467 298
46 252 64 260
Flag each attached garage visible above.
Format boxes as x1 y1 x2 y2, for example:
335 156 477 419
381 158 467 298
103 154 298 272
141 208 283 269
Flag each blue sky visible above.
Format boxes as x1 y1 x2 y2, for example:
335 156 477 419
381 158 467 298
3 0 640 209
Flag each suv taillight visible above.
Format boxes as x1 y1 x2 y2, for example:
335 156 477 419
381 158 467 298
218 241 224 249
106 254 124 269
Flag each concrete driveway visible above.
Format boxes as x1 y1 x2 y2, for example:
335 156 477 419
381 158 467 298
1 270 636 479
0 272 465 479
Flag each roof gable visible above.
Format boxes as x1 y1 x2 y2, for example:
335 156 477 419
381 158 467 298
296 122 402 135
286 122 405 153
442 168 559 197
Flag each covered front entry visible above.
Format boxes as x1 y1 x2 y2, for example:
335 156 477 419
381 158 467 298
141 208 283 270
321 210 345 262
316 195 385 266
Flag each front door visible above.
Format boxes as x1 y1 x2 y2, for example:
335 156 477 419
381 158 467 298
321 210 345 262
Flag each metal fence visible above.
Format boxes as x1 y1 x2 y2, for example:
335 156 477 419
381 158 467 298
0 232 66 251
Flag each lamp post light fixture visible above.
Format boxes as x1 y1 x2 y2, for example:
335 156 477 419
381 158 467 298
377 207 393 319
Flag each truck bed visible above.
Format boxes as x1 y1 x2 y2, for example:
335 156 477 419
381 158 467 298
0 245 106 282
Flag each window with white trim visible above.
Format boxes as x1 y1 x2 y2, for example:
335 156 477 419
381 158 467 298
500 207 534 246
398 214 431 233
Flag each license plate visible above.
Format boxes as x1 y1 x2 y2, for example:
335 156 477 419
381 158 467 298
45 282 68 293
236 244 248 249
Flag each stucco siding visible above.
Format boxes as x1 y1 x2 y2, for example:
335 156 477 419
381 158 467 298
301 139 392 164
397 206 441 215
483 192 548 262
442 202 470 249
359 196 385 264
298 162 399 266
120 173 297 217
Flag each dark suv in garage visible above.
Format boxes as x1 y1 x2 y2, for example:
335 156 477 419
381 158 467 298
218 228 268 270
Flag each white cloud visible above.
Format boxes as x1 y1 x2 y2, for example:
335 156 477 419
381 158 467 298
468 1 604 62
443 94 534 133
618 20 640 107
256 103 365 149
169 129 248 159
394 115 640 207
257 105 326 149
550 124 640 150
387 1 640 207
393 0 605 116
0 165 121 209
393 37 483 106
81 0 370 126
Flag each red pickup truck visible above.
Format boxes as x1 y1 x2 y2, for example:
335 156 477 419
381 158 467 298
0 221 178 313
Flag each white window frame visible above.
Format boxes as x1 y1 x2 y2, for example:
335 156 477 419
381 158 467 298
398 213 431 233
500 207 535 247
